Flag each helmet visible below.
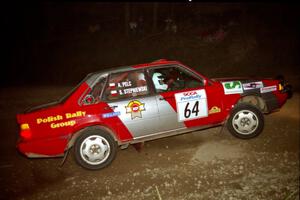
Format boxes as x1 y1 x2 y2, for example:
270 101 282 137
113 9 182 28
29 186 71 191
152 72 168 91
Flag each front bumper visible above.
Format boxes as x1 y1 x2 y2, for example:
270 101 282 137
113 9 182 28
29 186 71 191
281 84 293 99
277 75 293 99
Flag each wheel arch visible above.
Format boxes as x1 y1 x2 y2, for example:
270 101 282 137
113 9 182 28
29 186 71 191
237 94 268 113
66 125 120 150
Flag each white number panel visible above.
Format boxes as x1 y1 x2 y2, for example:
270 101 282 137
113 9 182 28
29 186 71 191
175 89 208 122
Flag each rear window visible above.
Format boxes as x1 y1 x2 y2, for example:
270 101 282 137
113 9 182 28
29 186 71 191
82 76 107 105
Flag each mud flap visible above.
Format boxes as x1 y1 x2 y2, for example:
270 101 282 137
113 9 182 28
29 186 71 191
132 142 145 152
219 122 226 135
59 149 70 168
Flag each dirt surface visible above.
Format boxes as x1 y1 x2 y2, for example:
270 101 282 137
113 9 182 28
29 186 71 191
0 87 299 200
2 3 299 199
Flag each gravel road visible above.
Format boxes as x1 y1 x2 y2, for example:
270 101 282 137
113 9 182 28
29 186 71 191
0 87 298 200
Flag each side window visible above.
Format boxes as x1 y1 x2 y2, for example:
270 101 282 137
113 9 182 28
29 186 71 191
82 76 107 105
104 70 149 101
149 66 204 93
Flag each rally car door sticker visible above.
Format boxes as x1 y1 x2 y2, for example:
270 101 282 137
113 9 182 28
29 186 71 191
242 81 264 90
102 111 121 119
125 100 146 120
222 81 243 94
208 106 221 114
175 89 208 122
260 85 277 93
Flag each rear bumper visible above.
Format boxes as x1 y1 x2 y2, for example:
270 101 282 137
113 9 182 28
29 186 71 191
17 136 67 158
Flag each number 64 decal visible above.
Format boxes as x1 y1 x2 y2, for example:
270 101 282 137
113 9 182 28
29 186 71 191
175 89 208 122
184 101 199 118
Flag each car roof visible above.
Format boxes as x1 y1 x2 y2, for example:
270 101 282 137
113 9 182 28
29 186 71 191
94 59 180 74
85 59 182 86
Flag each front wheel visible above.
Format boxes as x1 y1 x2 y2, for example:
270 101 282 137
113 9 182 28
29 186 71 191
74 130 117 170
227 103 264 139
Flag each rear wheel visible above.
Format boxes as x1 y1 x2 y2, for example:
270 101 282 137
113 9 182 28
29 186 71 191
74 130 117 170
227 103 264 139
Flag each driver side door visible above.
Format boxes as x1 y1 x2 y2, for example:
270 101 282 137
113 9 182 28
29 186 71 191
148 65 224 132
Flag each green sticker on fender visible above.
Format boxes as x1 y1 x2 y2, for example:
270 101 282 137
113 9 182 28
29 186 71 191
222 81 243 94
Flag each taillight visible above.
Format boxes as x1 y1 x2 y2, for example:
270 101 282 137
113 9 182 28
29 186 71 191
21 123 29 130
20 123 32 140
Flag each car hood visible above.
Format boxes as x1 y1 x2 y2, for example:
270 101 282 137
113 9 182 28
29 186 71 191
211 77 262 82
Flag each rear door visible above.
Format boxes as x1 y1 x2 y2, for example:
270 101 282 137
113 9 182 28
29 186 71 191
102 69 160 139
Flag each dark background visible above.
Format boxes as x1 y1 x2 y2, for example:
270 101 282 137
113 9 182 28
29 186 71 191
2 2 299 88
0 3 299 199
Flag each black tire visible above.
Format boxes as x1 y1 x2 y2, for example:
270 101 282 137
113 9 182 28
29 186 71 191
74 129 117 170
227 103 264 139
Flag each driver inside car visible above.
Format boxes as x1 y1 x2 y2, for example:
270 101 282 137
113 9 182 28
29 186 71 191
152 72 169 92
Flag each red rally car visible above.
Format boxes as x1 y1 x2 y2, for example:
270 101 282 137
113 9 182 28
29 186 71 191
16 59 292 170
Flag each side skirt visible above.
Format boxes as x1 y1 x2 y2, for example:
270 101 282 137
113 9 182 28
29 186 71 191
129 123 224 145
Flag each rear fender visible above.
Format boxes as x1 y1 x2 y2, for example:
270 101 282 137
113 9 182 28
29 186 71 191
66 125 120 150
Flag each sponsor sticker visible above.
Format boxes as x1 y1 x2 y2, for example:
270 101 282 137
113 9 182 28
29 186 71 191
209 106 221 114
102 111 121 119
222 81 243 94
125 100 146 119
175 89 208 122
36 110 86 129
260 85 277 93
36 111 86 124
50 120 76 129
242 81 263 90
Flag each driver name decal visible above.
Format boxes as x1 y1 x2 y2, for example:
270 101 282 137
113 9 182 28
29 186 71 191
175 89 208 122
120 86 148 95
